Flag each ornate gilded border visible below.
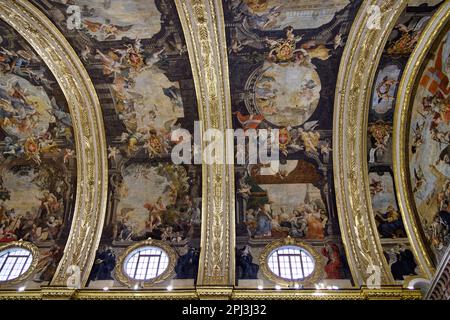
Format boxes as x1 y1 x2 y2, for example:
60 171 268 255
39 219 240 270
392 3 450 278
0 0 108 286
0 286 422 300
0 241 40 287
114 239 177 288
259 238 324 287
333 0 407 285
174 0 235 286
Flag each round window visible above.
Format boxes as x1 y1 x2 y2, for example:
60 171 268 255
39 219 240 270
0 247 33 282
123 246 169 280
267 245 315 280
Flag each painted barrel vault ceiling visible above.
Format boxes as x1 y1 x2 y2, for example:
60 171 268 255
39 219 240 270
0 0 449 299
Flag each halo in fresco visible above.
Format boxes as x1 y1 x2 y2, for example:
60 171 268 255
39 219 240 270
408 29 450 259
113 163 194 244
0 74 53 139
252 62 321 127
116 163 176 235
75 0 162 41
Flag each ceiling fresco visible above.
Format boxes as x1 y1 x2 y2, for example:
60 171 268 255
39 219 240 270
226 0 362 287
0 0 449 298
30 0 202 288
408 24 450 264
0 19 76 287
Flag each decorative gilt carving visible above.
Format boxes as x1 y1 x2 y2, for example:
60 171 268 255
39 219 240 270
0 0 108 286
392 3 450 279
174 0 235 286
232 286 422 300
0 287 422 300
333 0 407 285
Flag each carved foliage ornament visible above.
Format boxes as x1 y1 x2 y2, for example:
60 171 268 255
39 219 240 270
333 0 407 285
174 0 235 285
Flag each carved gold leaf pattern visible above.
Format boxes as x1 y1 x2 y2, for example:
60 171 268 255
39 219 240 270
174 0 235 285
333 0 408 285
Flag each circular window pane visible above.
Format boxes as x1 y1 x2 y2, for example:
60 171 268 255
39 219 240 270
267 245 315 280
124 246 169 280
0 247 33 281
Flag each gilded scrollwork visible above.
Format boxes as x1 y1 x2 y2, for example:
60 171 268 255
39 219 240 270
174 0 235 286
0 286 423 300
0 0 107 286
333 0 408 285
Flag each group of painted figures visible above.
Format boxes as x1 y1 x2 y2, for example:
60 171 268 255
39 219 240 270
0 190 63 243
113 194 201 243
245 201 328 240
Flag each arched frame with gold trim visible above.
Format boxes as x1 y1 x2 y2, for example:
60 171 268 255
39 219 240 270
0 0 108 286
0 241 40 287
333 0 409 286
392 2 450 278
114 239 177 288
259 238 324 288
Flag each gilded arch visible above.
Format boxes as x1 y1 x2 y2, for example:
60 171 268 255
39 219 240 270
0 0 108 286
333 0 408 285
393 2 450 279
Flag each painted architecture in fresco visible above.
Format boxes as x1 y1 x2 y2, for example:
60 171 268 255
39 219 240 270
367 3 442 280
32 0 202 285
408 27 450 263
0 19 77 286
226 0 361 286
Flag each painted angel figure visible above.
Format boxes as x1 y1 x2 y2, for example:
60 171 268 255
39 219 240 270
237 177 252 200
369 178 384 197
319 140 332 163
243 5 282 30
229 29 254 54
376 76 398 104
63 148 74 164
82 19 132 40
95 49 125 76
298 128 320 154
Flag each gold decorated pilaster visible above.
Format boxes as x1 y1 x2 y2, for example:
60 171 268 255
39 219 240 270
0 0 108 286
392 3 450 279
333 0 407 285
174 0 235 286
